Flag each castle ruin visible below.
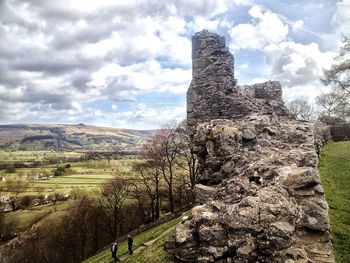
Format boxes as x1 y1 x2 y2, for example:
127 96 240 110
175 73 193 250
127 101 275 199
165 30 334 263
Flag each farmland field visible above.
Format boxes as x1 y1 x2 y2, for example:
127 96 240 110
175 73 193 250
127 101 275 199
0 150 137 232
0 150 83 161
0 151 136 195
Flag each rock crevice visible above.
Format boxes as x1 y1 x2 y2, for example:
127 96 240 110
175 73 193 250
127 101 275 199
166 30 334 263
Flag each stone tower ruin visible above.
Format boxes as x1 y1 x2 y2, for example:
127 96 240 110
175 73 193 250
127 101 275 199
165 30 334 263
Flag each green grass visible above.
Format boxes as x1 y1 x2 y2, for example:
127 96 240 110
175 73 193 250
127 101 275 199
82 212 190 263
121 229 175 263
0 150 83 162
4 201 70 229
319 141 350 263
0 156 135 195
7 210 50 228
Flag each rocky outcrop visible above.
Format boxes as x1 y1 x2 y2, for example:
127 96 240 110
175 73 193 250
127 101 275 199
165 30 334 263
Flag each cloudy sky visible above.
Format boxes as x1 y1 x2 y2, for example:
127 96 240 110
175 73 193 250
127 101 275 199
0 0 349 129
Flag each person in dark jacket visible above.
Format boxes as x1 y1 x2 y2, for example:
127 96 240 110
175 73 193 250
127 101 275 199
111 241 119 262
127 235 133 255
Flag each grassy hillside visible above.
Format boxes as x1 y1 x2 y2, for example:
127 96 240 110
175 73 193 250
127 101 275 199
82 212 189 263
0 124 154 152
319 141 350 263
4 201 70 230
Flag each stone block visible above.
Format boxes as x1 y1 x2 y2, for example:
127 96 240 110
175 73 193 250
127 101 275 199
301 201 329 231
286 167 320 189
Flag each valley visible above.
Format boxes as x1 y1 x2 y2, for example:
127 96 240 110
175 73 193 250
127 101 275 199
0 124 154 152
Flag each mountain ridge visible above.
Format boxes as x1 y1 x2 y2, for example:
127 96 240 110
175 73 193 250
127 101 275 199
0 124 155 152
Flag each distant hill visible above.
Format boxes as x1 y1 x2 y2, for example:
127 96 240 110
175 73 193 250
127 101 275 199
0 124 155 152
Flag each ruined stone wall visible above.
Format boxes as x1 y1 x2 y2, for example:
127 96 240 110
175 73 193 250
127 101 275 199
330 123 350 141
187 30 289 136
166 31 334 263
317 116 350 142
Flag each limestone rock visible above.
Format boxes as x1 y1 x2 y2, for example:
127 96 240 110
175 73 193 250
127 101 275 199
301 200 329 231
286 167 320 190
175 220 194 244
195 184 218 203
241 126 256 140
166 30 334 263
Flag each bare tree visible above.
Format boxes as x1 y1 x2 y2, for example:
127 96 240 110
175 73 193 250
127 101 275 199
130 161 161 221
141 125 178 212
139 120 195 213
98 176 129 239
286 98 314 120
176 120 199 192
316 92 341 117
315 91 350 119
321 35 350 95
319 35 350 121
4 179 30 210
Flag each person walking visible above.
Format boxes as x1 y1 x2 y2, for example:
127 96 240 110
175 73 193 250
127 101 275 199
127 235 133 255
111 241 120 262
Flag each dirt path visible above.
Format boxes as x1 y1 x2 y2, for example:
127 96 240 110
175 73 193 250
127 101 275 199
119 226 175 262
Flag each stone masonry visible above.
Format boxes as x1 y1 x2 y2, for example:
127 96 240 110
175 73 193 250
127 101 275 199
187 31 289 135
165 30 334 263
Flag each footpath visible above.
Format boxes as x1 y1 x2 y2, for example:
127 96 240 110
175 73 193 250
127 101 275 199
119 226 175 262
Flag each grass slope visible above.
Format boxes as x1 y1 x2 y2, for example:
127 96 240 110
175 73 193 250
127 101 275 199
82 213 188 263
5 201 70 230
319 141 350 263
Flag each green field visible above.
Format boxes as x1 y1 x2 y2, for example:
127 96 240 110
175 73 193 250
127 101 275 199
0 151 135 194
319 141 350 263
1 151 136 232
4 201 70 230
0 150 84 162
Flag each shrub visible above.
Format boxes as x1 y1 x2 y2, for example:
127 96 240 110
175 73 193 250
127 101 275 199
5 164 16 173
53 166 66 177
18 195 35 209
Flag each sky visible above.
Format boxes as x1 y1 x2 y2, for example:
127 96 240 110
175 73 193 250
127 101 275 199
0 0 349 130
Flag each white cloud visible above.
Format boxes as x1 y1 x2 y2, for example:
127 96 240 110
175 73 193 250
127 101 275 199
0 0 345 129
248 5 263 19
263 41 336 102
0 0 200 128
264 41 335 88
249 77 269 84
292 20 304 32
131 103 186 127
88 60 191 101
187 17 220 32
71 101 82 112
233 0 253 7
229 6 288 50
239 63 250 69
282 82 327 102
332 0 350 35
